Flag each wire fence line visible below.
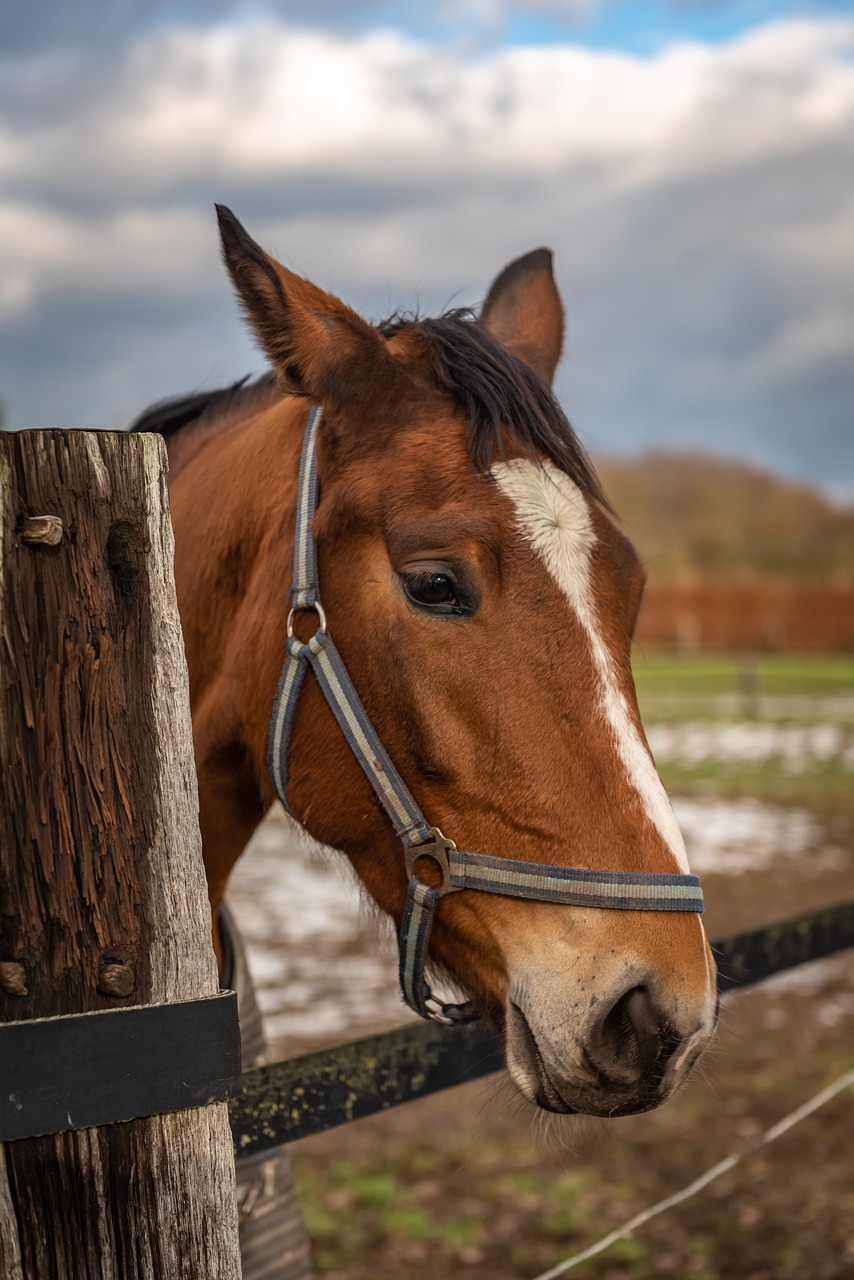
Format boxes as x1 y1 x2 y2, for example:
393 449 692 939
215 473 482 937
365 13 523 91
530 1066 854 1279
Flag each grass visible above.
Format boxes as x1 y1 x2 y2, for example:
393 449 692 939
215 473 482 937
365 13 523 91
298 1150 602 1269
631 654 854 699
632 653 854 725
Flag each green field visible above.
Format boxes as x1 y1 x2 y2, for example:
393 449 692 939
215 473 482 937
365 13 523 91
632 653 854 702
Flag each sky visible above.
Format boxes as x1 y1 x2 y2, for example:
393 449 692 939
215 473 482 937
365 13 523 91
1 1 852 498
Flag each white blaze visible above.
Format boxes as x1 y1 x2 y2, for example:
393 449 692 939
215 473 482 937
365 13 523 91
492 458 690 873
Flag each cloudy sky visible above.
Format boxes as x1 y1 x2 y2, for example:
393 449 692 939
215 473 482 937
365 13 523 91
1 1 852 496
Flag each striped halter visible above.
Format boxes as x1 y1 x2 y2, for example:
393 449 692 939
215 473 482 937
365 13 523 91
267 407 704 1025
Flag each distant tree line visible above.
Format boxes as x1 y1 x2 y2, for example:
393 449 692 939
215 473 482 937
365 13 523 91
597 453 854 585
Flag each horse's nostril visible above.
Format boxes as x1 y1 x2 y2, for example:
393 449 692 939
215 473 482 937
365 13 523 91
588 985 678 1088
622 987 661 1044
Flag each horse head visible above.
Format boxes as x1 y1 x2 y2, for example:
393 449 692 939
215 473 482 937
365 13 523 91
180 208 716 1118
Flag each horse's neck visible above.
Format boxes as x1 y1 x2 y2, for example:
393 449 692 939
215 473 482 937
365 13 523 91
220 399 308 601
170 392 307 695
163 382 297 483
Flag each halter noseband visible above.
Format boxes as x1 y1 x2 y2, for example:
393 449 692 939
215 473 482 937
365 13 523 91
267 407 704 1025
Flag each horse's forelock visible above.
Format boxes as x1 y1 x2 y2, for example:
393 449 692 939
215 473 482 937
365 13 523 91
380 311 609 511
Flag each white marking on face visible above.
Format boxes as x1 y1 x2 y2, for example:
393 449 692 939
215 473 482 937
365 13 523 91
492 458 690 873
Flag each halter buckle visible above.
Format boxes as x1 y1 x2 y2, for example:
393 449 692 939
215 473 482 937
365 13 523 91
405 827 462 897
423 996 478 1026
423 997 463 1026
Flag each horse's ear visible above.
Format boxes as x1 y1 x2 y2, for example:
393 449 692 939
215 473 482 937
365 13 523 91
216 204 389 404
479 248 564 385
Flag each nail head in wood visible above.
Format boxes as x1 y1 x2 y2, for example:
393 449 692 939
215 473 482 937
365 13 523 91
0 962 28 997
97 963 135 998
20 515 64 547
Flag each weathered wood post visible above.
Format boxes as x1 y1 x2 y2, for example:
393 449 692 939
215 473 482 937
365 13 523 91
0 431 242 1279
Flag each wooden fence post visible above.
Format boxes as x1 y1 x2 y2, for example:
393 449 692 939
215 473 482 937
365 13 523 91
0 431 242 1279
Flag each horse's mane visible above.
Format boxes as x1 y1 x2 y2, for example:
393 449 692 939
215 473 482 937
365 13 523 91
128 373 277 439
129 310 606 508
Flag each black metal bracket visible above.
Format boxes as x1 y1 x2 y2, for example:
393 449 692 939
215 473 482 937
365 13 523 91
0 990 241 1144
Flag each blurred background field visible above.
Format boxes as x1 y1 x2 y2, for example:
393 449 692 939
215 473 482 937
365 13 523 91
635 654 854 810
229 650 854 1280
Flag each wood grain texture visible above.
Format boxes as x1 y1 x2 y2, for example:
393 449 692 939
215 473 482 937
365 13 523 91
0 431 241 1279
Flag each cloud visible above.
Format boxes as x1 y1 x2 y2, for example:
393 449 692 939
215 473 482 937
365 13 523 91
1 14 852 491
0 1 232 54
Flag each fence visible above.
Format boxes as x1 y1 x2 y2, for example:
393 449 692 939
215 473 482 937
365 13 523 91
635 579 854 653
0 431 243 1277
2 430 853 1278
228 898 854 1154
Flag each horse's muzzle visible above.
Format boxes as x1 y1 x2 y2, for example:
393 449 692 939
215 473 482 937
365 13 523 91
505 980 715 1117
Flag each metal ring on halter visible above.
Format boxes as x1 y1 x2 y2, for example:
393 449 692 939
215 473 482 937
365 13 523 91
405 827 463 898
286 601 327 640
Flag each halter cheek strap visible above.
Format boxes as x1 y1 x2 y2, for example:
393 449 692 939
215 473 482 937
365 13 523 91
267 406 704 1026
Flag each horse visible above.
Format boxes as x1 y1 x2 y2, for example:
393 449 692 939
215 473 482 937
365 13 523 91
133 205 716 1121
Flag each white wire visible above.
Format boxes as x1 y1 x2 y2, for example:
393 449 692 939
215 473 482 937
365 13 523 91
531 1066 854 1280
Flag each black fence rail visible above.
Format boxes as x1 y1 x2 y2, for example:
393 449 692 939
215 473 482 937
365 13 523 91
230 897 854 1156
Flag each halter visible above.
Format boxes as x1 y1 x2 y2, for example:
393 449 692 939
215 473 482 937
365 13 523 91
267 407 704 1025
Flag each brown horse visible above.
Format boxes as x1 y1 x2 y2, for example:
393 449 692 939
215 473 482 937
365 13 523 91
135 206 716 1118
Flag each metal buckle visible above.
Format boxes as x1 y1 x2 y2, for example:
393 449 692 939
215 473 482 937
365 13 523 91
405 827 462 897
424 997 460 1026
286 601 327 640
424 999 479 1026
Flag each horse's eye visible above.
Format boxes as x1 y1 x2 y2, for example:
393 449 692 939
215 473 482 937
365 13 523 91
402 572 460 611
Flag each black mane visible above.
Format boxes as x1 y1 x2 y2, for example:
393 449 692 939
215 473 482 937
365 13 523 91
128 374 275 438
130 310 605 507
